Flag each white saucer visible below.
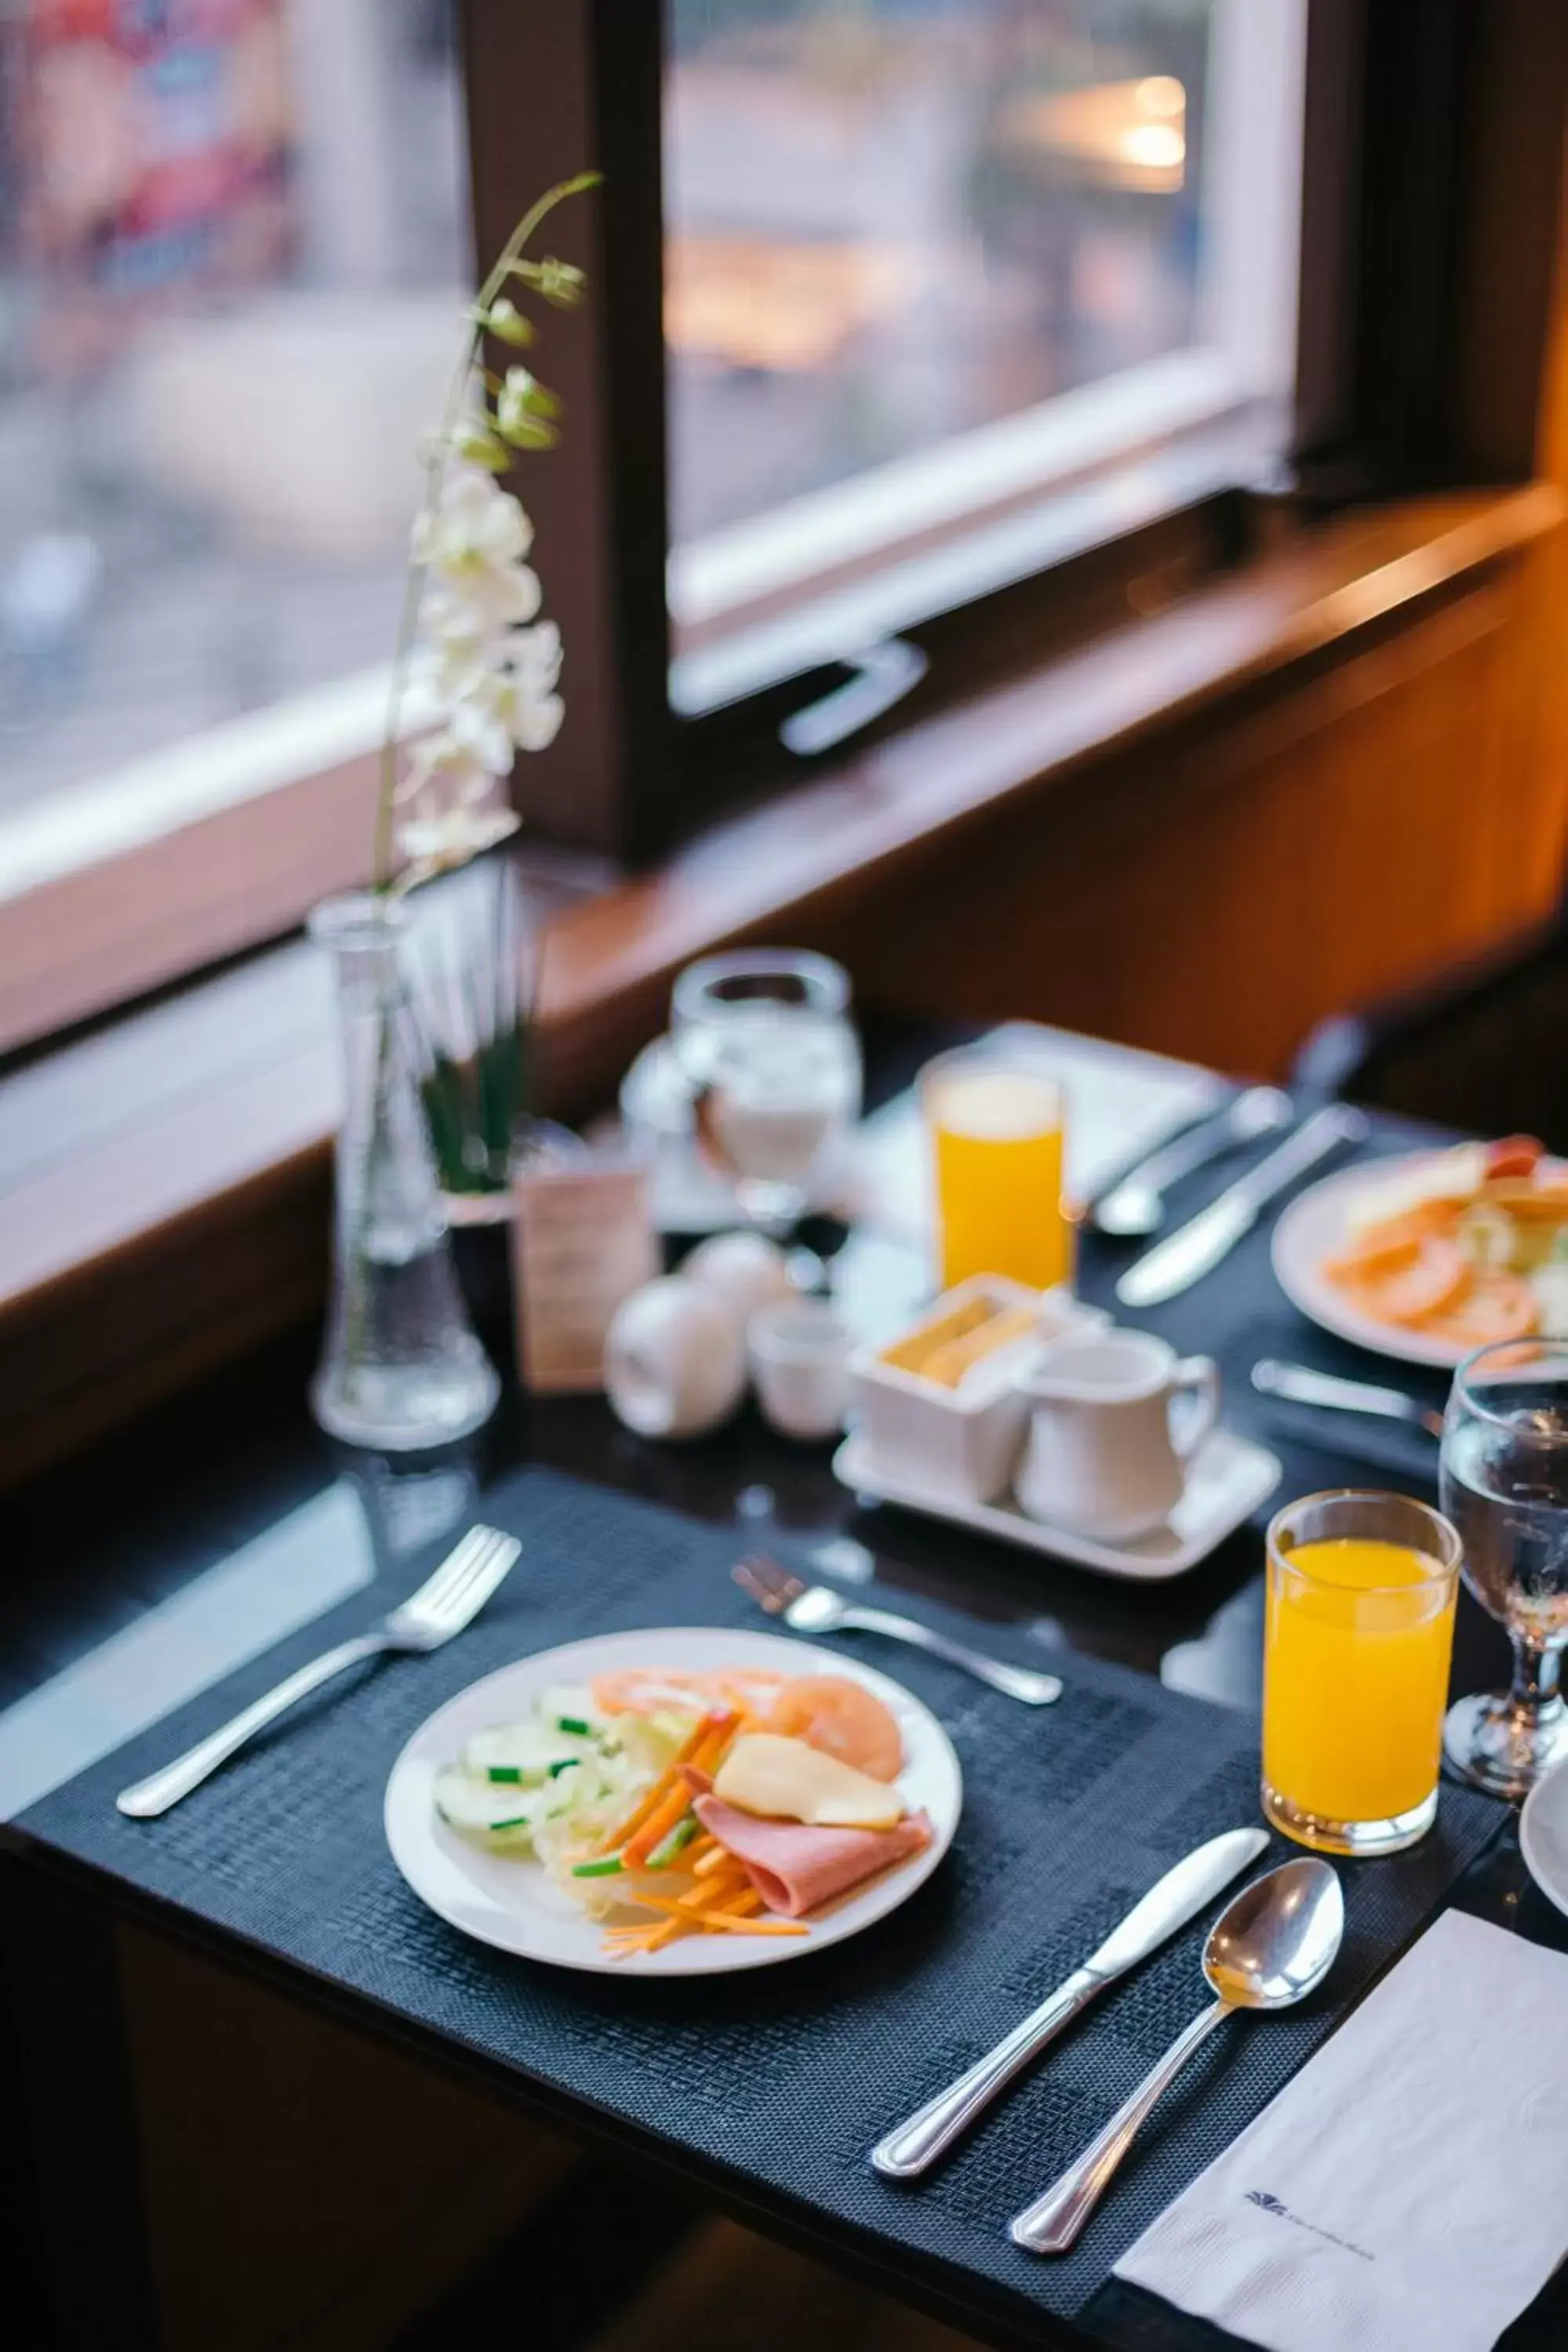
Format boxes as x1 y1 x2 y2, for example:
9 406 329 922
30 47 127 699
1520 1757 1568 1922
832 1427 1281 1581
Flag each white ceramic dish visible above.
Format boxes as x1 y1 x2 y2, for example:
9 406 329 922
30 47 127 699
848 1276 1107 1506
1519 1758 1568 1923
1271 1152 1568 1371
384 1625 962 1977
833 1425 1281 1581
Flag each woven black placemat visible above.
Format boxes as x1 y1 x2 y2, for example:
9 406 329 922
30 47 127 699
18 1466 1505 2334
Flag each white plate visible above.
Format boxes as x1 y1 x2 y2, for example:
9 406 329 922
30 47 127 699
384 1625 962 1977
1272 1152 1552 1370
1520 1758 1568 1922
833 1427 1280 1581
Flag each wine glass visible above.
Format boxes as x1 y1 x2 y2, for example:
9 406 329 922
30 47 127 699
1440 1339 1568 1798
671 950 861 1230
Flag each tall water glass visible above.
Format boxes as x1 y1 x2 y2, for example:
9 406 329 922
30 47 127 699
1441 1341 1568 1798
673 949 861 1229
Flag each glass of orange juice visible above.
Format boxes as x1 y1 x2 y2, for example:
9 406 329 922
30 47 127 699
1262 1490 1461 1857
920 1050 1071 1293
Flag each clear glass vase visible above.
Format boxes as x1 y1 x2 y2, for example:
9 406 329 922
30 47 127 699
310 894 499 1450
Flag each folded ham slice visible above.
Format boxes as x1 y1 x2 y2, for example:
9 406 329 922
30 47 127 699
692 1793 932 1918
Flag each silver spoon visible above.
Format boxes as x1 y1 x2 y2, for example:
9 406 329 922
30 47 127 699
1008 1856 1344 2256
1094 1087 1294 1237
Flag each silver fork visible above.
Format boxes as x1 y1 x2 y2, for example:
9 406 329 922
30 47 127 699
733 1555 1062 1705
116 1524 521 1818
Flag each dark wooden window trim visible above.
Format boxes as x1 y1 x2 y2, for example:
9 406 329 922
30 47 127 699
2 0 1563 1056
1 481 1559 1489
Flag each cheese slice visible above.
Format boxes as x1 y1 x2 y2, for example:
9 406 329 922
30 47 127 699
711 1733 905 1830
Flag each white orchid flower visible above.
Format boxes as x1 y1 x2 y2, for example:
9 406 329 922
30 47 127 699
412 471 543 635
395 728 522 878
395 727 493 807
384 384 568 887
510 688 564 753
449 655 566 771
412 632 492 707
423 561 543 635
412 469 534 572
505 619 562 694
396 800 521 881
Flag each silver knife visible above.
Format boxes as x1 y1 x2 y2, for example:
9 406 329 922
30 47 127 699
1116 1105 1368 1308
868 1825 1269 2180
1093 1087 1294 1236
1251 1359 1444 1439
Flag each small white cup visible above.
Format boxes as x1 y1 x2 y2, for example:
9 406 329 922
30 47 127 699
748 1298 854 1442
1015 1329 1219 1542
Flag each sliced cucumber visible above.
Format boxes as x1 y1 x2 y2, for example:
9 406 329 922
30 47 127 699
537 1682 605 1739
532 1758 618 1824
434 1766 542 1841
462 1722 592 1786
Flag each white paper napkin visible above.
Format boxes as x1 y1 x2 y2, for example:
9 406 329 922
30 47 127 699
1114 1909 1568 2352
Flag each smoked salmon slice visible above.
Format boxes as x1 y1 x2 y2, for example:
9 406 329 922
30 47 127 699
761 1676 904 1780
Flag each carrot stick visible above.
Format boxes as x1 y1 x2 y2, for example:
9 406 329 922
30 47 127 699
594 1713 712 1855
689 1708 739 1775
630 1891 804 1936
622 1791 695 1873
701 1912 806 1938
713 1885 760 1916
622 1713 737 1870
677 1869 748 1912
692 1842 735 1878
631 1896 723 1920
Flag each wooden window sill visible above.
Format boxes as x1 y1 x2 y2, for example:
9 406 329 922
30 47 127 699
2 485 1560 1486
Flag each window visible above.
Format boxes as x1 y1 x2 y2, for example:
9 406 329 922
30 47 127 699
0 1 467 962
2 0 1560 1044
663 0 1308 713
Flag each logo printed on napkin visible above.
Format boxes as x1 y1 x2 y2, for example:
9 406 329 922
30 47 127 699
1243 2187 1375 2263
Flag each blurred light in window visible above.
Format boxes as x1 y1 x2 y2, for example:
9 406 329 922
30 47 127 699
0 0 469 820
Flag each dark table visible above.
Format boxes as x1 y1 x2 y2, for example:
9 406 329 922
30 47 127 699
4 1024 1565 2352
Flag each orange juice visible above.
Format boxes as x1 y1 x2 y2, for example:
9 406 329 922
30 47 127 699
1263 1537 1457 1831
924 1062 1070 1290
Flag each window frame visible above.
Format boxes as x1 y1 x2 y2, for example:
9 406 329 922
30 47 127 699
463 0 1568 868
0 0 1563 1060
664 0 1309 706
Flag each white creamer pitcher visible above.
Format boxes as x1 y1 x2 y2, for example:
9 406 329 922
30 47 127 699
1016 1330 1219 1541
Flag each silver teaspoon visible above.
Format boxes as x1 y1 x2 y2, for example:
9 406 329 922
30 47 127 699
1008 1857 1344 2256
1094 1087 1294 1238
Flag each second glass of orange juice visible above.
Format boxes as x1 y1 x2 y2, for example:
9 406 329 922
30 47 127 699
1263 1490 1461 1857
920 1050 1070 1292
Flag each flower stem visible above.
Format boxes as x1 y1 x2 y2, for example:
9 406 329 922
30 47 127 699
371 171 600 895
